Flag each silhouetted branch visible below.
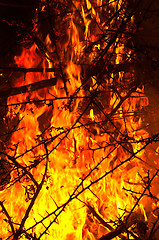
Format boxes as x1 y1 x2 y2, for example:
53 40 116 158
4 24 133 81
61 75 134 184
12 144 49 239
0 201 15 235
1 0 159 239
98 169 159 240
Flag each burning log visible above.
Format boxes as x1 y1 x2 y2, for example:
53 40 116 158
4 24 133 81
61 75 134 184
0 77 57 98
0 66 58 73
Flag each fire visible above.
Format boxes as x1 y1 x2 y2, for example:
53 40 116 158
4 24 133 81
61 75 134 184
0 0 158 239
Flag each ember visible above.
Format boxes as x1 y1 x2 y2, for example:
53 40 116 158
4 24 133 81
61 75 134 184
0 0 159 239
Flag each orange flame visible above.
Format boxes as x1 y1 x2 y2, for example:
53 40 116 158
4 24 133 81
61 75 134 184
0 1 155 240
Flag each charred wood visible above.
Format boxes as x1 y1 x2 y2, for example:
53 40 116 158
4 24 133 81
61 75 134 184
0 77 57 98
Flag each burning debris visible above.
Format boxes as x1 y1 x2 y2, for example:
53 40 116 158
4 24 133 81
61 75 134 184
0 0 159 239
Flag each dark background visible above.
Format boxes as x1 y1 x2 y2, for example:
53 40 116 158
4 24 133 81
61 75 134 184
0 0 38 65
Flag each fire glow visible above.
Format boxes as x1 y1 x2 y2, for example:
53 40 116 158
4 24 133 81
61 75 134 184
0 0 159 239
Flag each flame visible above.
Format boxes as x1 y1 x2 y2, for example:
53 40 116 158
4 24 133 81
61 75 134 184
0 1 156 240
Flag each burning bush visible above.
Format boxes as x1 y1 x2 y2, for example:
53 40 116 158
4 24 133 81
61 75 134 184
0 0 159 240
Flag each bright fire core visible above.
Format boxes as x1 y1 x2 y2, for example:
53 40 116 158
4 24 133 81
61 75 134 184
0 0 158 239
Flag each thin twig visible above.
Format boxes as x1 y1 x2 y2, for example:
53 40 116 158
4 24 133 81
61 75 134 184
0 201 15 235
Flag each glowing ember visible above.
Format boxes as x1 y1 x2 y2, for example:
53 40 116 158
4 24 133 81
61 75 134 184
0 0 159 240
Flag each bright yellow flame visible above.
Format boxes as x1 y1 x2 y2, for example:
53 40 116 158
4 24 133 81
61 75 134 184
0 1 151 240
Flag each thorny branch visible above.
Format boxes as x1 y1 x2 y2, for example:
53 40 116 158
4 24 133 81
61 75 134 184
23 134 158 238
12 144 49 240
0 201 15 235
0 0 159 239
98 169 159 240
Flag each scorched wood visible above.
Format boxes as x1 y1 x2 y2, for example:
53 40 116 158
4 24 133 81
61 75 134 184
0 77 57 98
